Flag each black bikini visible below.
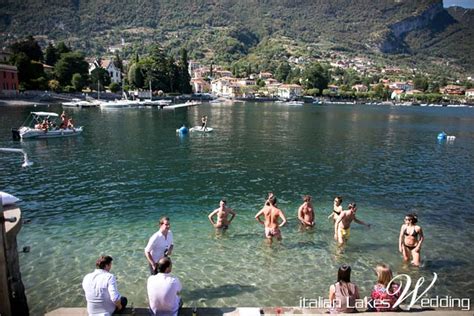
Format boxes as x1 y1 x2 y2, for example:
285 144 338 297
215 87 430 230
403 227 419 250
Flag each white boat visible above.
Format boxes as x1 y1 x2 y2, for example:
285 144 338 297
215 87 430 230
140 99 172 107
62 98 100 108
99 99 141 108
283 101 304 106
189 126 214 133
11 112 83 140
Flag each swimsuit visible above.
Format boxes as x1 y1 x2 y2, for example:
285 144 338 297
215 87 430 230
404 227 419 238
265 227 281 238
340 227 350 240
403 227 419 250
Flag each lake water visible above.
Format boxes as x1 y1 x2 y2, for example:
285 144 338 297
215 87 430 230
1 102 473 315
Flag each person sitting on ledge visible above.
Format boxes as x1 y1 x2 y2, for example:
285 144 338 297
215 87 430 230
147 257 183 316
82 255 127 315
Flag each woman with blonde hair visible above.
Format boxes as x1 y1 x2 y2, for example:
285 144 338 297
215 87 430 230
369 263 401 312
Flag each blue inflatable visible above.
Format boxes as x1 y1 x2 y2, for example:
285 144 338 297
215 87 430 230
437 132 447 141
178 126 188 135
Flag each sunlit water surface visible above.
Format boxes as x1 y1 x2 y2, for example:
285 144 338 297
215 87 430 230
1 102 473 315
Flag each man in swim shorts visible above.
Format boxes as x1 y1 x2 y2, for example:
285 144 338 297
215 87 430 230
208 198 236 230
255 195 287 244
334 203 370 246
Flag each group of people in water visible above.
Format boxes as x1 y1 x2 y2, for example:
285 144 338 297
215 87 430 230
207 193 424 267
83 193 424 315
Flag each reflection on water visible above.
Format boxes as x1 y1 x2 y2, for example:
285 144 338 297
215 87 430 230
1 103 474 315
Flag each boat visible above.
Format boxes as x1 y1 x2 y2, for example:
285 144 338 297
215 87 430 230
62 98 100 108
99 99 141 108
189 126 214 133
11 112 83 140
283 100 304 106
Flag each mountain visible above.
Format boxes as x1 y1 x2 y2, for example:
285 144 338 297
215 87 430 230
0 0 473 74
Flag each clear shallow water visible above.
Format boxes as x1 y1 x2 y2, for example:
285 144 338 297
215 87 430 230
1 103 473 315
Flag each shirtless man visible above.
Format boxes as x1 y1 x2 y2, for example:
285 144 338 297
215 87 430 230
328 196 343 223
334 203 370 246
298 195 315 228
208 199 236 229
255 196 287 243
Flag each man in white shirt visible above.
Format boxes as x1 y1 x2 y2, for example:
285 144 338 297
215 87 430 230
147 257 182 316
145 217 174 275
82 255 127 315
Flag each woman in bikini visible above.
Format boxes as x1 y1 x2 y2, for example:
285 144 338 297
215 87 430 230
398 213 424 266
328 196 343 223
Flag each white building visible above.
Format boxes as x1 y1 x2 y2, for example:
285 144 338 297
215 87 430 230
89 59 122 84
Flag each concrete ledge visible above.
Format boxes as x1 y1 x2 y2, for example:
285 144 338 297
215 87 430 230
3 204 21 237
45 307 472 316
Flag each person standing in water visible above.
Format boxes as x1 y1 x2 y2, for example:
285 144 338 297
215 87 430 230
334 202 370 246
201 115 208 131
328 196 343 223
398 213 424 266
255 195 287 243
208 198 236 230
298 195 315 228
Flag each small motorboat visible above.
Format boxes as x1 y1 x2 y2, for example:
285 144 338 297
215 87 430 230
11 111 83 140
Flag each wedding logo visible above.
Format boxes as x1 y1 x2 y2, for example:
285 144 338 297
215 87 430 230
299 273 471 311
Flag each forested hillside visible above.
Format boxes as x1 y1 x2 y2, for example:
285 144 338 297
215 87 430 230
0 0 473 73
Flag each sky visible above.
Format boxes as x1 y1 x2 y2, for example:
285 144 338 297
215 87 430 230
443 0 474 8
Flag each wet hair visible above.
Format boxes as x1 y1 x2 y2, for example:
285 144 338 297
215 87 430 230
337 264 352 283
220 198 227 205
159 216 170 226
265 192 274 206
268 196 277 206
335 196 342 203
348 202 357 210
375 263 393 287
405 213 418 224
157 257 172 273
96 255 113 269
303 195 312 202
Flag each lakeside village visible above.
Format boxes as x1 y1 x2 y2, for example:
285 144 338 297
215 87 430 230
1 37 474 106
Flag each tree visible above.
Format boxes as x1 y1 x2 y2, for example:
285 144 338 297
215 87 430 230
114 52 124 73
11 52 45 89
48 79 60 92
10 36 43 62
54 52 89 87
56 42 71 56
71 73 86 91
128 63 144 89
414 75 429 92
275 62 291 83
90 68 111 90
303 62 330 91
45 43 59 66
178 48 192 94
109 82 121 93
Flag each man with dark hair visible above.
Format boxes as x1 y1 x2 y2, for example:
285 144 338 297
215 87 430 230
147 257 183 316
82 255 127 315
334 202 371 246
255 195 287 243
208 198 236 230
145 216 174 275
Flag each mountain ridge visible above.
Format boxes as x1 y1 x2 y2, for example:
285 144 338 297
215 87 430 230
0 0 473 74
